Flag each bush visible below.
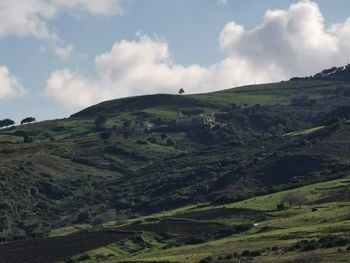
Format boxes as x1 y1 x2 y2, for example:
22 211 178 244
91 215 106 228
95 116 106 130
166 138 176 146
199 256 212 263
75 210 91 223
147 137 158 144
234 224 253 233
249 250 261 257
77 254 91 261
276 203 285 210
100 131 112 140
23 134 34 143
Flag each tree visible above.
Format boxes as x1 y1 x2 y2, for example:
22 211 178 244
21 117 36 125
91 215 106 228
23 134 33 143
281 192 308 208
123 119 131 128
0 119 15 128
115 212 128 225
75 209 91 223
95 116 106 131
32 223 44 239
178 88 185 95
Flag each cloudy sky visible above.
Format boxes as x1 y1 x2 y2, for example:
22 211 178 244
1 0 350 122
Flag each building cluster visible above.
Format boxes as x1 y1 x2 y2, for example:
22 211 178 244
124 114 223 135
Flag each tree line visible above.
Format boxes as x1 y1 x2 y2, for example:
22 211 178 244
0 117 36 128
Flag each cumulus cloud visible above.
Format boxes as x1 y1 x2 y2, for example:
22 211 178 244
0 0 123 57
45 35 274 108
46 1 350 108
0 66 27 100
219 0 348 78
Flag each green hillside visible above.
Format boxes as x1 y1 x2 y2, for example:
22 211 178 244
0 76 350 262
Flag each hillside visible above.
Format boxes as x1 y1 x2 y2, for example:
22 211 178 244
0 71 350 262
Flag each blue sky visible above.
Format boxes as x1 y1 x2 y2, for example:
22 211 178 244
1 0 350 122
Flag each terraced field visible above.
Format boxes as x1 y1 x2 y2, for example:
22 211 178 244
1 176 348 263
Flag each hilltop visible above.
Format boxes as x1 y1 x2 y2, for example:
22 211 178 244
0 70 350 262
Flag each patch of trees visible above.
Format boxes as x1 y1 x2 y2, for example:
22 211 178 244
292 236 350 252
279 192 308 209
91 210 128 228
0 119 15 128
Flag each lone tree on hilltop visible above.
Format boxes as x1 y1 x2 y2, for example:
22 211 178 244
178 88 185 95
21 117 36 125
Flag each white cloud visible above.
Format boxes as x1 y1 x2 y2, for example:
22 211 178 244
46 1 350 108
53 43 74 58
217 0 228 6
219 0 348 78
0 0 123 57
52 0 123 15
45 35 273 108
0 66 27 100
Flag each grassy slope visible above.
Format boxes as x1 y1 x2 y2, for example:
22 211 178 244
58 176 350 263
73 80 345 118
1 79 350 262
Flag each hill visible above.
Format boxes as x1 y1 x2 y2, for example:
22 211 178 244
0 72 350 262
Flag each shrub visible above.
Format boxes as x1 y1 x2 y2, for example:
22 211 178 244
100 131 112 140
249 250 261 257
277 203 285 210
234 223 253 233
199 256 212 263
95 116 106 130
147 137 158 144
23 134 33 143
77 254 91 261
91 215 106 228
75 210 91 223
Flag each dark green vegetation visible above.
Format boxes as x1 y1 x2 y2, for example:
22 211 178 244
0 68 350 262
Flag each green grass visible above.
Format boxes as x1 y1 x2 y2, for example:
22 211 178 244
192 80 345 106
55 176 350 262
285 126 326 136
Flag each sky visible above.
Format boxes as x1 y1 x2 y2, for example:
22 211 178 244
1 0 350 122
